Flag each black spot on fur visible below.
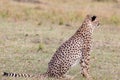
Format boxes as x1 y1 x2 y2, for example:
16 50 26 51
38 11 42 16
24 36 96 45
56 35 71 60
15 74 17 77
18 74 20 77
3 72 9 76
28 74 30 77
12 73 14 76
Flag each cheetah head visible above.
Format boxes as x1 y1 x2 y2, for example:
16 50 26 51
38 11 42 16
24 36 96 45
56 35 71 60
84 15 100 29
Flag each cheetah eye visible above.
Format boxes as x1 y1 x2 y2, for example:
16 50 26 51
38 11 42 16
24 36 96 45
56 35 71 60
91 16 96 21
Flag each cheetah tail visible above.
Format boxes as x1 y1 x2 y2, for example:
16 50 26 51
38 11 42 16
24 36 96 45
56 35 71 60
2 72 33 77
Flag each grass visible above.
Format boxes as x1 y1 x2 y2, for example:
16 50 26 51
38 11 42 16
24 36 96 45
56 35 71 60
0 0 120 80
0 0 120 25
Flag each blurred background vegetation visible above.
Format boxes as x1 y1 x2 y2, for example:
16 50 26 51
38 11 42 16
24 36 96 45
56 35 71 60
0 0 120 25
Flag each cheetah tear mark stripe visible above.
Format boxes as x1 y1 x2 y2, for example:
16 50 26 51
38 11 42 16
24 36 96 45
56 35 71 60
3 72 32 77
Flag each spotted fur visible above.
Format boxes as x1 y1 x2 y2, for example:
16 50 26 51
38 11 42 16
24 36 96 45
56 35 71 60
3 15 99 80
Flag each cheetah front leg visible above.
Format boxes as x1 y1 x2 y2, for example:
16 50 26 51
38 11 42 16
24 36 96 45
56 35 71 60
80 54 93 80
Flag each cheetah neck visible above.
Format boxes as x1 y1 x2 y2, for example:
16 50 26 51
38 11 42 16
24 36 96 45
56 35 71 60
75 24 93 51
75 24 93 40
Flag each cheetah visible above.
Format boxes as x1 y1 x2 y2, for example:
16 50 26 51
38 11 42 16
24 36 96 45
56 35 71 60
3 15 100 80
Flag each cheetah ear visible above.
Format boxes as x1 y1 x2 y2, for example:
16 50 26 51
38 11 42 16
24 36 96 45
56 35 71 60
91 16 96 21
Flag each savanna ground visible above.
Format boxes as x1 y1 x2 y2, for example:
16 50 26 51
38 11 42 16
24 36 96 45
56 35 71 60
0 0 120 80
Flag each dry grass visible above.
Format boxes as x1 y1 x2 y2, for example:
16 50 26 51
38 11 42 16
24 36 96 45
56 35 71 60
0 0 120 80
0 0 120 25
